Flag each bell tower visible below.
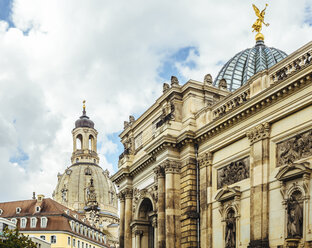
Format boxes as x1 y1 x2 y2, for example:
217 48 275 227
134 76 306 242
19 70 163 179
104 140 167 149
71 101 99 165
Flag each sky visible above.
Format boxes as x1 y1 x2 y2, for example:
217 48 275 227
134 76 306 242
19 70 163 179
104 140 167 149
0 0 311 202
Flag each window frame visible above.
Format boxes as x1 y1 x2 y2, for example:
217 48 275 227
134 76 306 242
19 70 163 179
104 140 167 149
50 235 57 244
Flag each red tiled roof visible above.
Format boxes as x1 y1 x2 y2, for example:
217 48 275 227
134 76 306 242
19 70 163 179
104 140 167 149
0 198 108 247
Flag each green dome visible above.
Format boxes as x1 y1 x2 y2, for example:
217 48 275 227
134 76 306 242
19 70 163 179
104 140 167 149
214 40 287 91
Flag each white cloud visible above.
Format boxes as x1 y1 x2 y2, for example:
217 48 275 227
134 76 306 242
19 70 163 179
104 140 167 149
0 0 311 202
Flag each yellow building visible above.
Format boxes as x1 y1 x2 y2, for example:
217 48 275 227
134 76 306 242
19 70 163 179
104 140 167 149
0 195 109 248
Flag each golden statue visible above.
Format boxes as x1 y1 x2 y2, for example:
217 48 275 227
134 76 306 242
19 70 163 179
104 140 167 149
83 100 86 110
252 4 269 40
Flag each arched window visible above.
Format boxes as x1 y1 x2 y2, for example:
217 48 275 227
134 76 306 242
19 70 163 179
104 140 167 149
41 217 48 228
30 217 37 228
89 135 94 151
76 134 83 150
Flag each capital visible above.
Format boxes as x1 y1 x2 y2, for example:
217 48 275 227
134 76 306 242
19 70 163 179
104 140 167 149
123 188 133 199
154 165 165 178
117 192 125 202
163 160 181 174
246 122 270 144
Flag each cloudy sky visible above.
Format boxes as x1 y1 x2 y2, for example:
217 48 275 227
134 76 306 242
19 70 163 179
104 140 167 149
0 0 311 202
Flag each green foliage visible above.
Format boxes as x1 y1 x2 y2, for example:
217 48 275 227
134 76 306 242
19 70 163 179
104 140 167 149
0 228 37 248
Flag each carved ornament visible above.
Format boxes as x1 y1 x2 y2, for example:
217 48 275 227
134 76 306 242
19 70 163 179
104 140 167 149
198 152 212 169
154 165 165 179
124 188 133 198
219 78 227 90
217 157 249 189
171 76 179 87
276 129 312 167
132 186 158 214
204 74 213 85
163 160 181 174
246 122 270 144
163 83 170 93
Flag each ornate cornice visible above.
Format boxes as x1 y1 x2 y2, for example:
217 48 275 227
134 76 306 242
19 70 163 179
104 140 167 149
246 122 270 144
198 152 212 169
163 160 181 174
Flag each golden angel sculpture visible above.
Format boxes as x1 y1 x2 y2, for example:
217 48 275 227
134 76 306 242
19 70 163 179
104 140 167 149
252 4 269 33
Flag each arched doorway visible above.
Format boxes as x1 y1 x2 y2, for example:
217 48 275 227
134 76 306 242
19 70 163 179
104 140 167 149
133 197 156 248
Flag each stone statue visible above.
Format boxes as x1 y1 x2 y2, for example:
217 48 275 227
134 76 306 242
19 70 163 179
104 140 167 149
171 76 179 87
163 83 170 93
219 78 227 90
204 74 213 85
287 193 303 238
252 4 269 33
225 210 236 248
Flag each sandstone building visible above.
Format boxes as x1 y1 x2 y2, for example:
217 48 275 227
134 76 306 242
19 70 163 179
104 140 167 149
53 105 119 247
111 29 312 248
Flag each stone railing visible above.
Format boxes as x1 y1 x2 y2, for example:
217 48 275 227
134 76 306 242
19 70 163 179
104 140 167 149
270 50 312 83
213 88 250 119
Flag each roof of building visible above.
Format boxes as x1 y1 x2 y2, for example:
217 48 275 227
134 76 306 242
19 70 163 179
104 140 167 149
75 107 95 129
214 40 287 91
0 198 108 247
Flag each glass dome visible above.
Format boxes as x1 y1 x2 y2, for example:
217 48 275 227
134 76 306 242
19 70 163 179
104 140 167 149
214 40 287 91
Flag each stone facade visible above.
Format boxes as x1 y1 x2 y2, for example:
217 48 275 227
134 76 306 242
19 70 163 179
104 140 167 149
112 40 312 248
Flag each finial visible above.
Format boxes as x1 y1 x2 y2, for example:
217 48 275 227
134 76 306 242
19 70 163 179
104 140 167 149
252 4 269 41
82 100 86 115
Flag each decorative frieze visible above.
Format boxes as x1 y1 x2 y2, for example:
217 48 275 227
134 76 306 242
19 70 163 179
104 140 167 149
276 129 312 167
163 160 181 174
246 122 270 144
217 157 250 189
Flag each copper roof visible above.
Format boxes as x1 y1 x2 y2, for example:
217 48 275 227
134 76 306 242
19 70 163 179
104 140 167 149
0 198 108 247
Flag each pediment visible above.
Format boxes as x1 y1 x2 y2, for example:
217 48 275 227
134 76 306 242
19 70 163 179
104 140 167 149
215 186 241 202
275 162 311 181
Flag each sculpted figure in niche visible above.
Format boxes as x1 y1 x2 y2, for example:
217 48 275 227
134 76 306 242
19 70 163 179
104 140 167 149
225 209 236 248
287 190 303 238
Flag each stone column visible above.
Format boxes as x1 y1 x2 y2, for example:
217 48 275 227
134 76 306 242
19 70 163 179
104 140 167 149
118 192 126 248
199 152 212 248
154 165 165 248
124 188 133 248
135 230 143 248
246 122 270 248
164 160 181 248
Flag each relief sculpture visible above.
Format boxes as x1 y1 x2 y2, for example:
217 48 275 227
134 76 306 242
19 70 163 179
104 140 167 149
277 129 312 167
217 157 249 189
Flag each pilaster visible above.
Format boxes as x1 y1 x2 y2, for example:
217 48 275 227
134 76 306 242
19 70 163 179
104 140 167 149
124 188 133 248
154 165 166 248
164 160 181 248
246 122 270 248
199 152 212 248
118 192 125 248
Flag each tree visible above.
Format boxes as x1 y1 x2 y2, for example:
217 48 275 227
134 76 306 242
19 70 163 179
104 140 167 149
0 228 37 248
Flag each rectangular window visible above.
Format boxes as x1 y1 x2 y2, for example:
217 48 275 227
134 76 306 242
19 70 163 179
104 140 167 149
78 240 80 248
82 242 84 248
73 239 76 247
20 218 27 228
68 237 71 245
40 235 45 240
30 218 36 228
51 235 56 244
40 217 47 228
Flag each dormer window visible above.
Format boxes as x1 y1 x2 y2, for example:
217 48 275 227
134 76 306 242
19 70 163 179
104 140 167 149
40 217 48 228
16 207 21 214
11 218 17 225
30 217 37 228
65 209 70 215
35 206 41 212
20 218 27 228
0 209 3 215
73 214 78 219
